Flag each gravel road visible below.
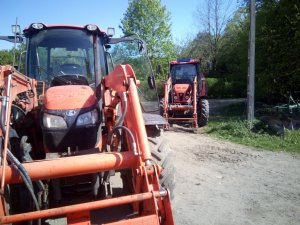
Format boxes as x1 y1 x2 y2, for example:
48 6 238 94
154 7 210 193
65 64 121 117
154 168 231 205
165 127 300 225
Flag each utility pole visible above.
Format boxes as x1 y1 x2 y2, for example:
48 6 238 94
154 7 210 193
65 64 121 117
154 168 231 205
12 17 20 67
247 0 256 122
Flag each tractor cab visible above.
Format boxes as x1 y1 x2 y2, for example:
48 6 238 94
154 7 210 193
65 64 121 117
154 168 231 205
24 23 101 87
21 23 159 153
171 60 198 84
169 58 204 103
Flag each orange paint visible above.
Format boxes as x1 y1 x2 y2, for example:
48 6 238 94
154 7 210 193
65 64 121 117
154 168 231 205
0 152 136 184
0 61 175 224
0 191 167 224
43 85 97 110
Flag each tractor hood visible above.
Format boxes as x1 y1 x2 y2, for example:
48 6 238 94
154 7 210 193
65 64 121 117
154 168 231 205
43 85 97 110
173 84 191 94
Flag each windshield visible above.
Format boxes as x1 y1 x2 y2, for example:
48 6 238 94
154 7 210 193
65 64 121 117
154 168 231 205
26 28 97 85
171 64 198 84
107 36 159 112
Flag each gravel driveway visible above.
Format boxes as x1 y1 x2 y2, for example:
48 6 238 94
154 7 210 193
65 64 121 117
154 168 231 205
165 128 300 225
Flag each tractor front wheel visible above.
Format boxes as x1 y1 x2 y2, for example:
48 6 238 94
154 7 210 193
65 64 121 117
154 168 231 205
146 126 175 198
197 99 209 127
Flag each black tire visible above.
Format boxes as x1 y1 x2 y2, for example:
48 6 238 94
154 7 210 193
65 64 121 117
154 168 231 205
159 98 164 116
8 130 40 225
146 126 175 198
197 99 209 127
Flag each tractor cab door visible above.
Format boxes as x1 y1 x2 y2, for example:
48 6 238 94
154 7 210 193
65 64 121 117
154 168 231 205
107 35 159 113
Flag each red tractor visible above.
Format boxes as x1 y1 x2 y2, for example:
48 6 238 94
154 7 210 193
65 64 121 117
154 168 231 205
0 23 175 224
160 58 209 128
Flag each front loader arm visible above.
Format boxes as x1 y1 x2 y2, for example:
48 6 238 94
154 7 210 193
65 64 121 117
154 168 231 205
0 64 174 225
0 65 42 191
102 64 151 162
193 76 198 127
162 77 172 127
103 64 174 225
0 65 41 111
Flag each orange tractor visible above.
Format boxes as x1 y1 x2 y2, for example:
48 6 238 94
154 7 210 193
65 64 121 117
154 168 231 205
0 23 175 224
160 58 209 128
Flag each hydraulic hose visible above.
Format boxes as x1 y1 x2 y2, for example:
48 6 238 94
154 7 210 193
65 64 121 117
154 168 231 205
0 106 41 223
0 74 41 225
0 96 7 136
107 125 137 155
115 92 128 127
106 92 137 155
6 149 40 211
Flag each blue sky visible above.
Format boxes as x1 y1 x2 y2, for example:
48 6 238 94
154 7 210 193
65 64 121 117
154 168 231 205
0 0 237 50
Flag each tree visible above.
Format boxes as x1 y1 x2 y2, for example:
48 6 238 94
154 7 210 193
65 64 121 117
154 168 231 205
215 7 249 97
254 0 300 101
194 0 236 72
0 49 13 65
0 43 26 70
119 0 176 78
215 0 300 101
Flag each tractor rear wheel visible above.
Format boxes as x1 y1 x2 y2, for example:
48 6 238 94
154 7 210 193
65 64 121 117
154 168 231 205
197 99 209 127
146 126 175 198
159 98 164 116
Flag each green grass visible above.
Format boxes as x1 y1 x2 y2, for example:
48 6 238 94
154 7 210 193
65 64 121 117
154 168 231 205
204 103 300 154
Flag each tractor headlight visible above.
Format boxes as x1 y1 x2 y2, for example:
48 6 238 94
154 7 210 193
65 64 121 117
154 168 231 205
43 113 67 129
76 109 98 126
185 95 190 100
31 23 44 30
173 95 178 100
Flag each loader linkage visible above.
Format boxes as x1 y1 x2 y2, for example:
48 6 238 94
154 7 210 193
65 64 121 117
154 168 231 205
0 64 174 224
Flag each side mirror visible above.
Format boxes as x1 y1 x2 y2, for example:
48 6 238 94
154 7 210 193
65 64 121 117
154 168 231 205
107 27 115 37
156 64 162 75
138 40 147 54
105 44 111 49
148 75 156 89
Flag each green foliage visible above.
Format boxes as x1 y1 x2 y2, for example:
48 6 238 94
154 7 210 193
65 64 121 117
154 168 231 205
209 7 249 98
0 44 26 72
179 33 211 60
107 37 159 112
205 103 300 154
219 0 300 102
179 7 250 97
206 77 247 98
155 79 165 98
180 0 300 102
120 0 176 79
0 49 13 65
207 119 300 153
255 0 300 102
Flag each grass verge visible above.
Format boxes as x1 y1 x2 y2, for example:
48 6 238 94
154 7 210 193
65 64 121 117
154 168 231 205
204 103 300 154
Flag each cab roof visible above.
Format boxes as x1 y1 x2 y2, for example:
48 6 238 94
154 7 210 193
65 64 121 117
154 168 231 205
170 58 200 65
23 23 106 37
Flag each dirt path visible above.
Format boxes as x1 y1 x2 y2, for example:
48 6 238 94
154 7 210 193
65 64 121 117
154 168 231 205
165 127 300 225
